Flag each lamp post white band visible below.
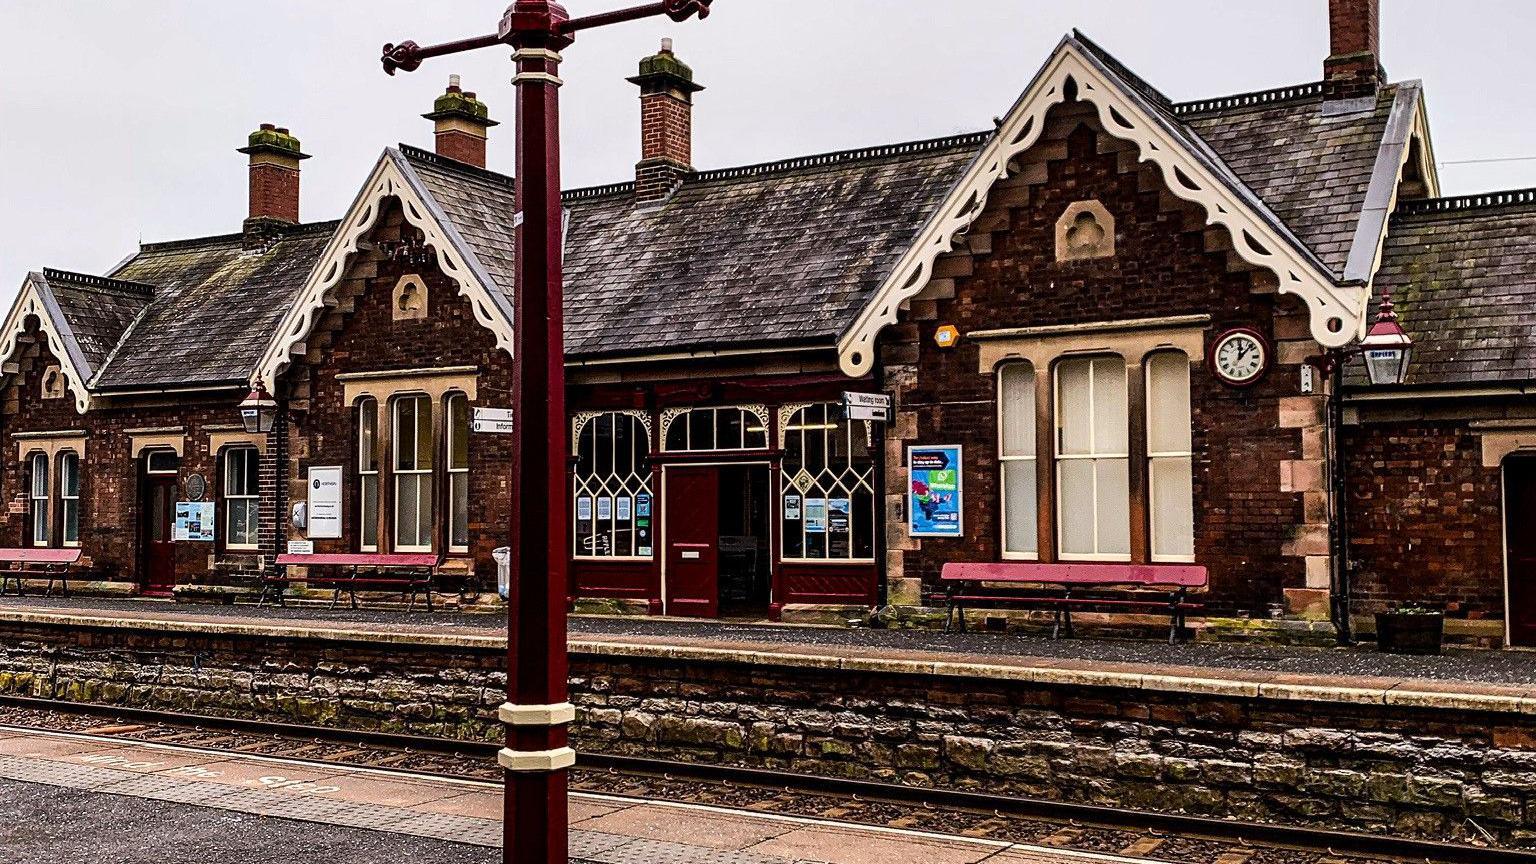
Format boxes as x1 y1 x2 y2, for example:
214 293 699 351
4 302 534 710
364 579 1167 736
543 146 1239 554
498 701 577 726
498 746 577 773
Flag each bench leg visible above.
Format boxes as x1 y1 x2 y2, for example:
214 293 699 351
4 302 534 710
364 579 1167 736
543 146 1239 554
1168 589 1186 644
329 585 343 610
349 585 359 610
425 584 434 614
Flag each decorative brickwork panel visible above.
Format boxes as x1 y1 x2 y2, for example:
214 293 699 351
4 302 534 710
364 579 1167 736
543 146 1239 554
1344 420 1506 618
883 113 1313 613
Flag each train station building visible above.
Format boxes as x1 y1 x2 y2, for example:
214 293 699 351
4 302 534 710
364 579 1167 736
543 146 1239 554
3 0 1533 645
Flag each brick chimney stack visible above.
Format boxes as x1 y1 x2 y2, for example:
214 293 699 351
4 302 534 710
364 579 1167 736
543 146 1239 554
1324 0 1385 100
629 38 704 204
423 75 498 168
237 124 309 231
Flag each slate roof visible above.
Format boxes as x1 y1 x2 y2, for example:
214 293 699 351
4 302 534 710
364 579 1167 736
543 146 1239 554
93 223 335 390
1364 192 1536 387
30 269 153 377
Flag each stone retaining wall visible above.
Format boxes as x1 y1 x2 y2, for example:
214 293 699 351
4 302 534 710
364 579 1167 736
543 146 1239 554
1 617 1532 846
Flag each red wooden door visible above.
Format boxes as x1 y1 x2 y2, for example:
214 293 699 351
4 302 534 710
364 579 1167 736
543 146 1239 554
142 475 177 596
1506 457 1536 646
665 466 719 617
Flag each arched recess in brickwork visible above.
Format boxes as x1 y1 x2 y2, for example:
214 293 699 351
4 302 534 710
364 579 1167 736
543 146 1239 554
837 36 1369 376
0 276 91 414
256 151 515 389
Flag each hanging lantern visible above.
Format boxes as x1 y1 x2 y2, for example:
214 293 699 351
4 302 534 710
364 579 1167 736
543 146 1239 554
1360 293 1413 386
240 383 278 434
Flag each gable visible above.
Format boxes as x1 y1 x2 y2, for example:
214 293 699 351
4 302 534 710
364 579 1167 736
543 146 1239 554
0 273 101 413
838 35 1371 377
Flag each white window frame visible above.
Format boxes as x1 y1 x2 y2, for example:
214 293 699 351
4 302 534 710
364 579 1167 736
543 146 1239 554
572 411 654 560
29 452 48 547
1054 354 1131 562
778 402 877 564
223 446 260 551
1146 351 1196 563
446 392 470 553
392 394 434 553
997 362 1038 560
58 451 80 548
357 398 380 553
660 405 770 453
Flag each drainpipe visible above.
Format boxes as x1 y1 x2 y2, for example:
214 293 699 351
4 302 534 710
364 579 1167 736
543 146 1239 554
1328 358 1354 645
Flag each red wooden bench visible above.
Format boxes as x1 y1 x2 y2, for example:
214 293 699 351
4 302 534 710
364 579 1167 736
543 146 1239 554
265 552 442 612
0 548 82 598
938 562 1207 644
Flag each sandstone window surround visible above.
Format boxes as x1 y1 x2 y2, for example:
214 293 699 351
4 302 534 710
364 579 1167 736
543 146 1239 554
572 411 653 560
15 432 86 550
222 446 261 551
981 316 1205 564
339 368 478 556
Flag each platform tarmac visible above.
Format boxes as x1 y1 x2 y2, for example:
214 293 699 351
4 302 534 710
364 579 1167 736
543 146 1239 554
0 725 1143 864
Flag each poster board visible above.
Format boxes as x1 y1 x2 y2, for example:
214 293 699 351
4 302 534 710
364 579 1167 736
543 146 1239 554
173 502 215 542
307 466 343 539
908 445 963 538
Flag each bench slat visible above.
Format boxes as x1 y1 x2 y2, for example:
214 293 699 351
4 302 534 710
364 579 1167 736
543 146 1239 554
940 561 1206 588
275 553 439 567
0 548 82 564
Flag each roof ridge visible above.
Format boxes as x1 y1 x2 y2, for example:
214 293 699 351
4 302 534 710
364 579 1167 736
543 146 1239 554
138 219 340 253
40 268 157 297
1395 188 1536 218
688 132 992 185
1173 82 1325 116
1070 29 1174 111
397 144 516 188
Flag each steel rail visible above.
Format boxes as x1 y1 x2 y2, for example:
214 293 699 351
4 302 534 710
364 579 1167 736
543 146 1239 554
1 694 1527 864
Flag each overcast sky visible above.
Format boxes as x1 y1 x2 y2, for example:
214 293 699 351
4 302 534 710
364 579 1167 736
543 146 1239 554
2 1 1534 301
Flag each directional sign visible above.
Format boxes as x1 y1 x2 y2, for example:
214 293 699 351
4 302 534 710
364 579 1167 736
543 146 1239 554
473 407 515 434
843 391 892 422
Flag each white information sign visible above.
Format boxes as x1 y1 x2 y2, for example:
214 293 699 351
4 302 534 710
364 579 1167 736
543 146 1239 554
473 407 515 434
307 466 343 539
286 540 314 556
843 391 892 422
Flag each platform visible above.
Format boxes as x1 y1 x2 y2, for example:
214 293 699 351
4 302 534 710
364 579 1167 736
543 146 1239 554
0 725 1138 863
1 595 1534 711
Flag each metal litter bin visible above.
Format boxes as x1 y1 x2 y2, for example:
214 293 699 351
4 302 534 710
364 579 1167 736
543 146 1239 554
492 547 511 600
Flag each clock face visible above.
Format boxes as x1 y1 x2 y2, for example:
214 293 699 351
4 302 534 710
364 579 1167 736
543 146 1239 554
1211 329 1268 386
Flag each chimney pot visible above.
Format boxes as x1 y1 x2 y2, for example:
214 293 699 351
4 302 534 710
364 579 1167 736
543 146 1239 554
424 77 497 168
629 37 703 204
1324 0 1384 100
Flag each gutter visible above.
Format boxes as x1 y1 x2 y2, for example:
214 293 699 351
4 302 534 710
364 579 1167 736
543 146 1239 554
565 342 832 368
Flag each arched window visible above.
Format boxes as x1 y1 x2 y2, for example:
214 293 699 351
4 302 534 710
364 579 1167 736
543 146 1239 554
1055 354 1129 560
661 406 768 452
998 362 1037 559
780 403 875 562
573 412 652 558
392 394 433 552
1147 351 1194 561
357 398 380 551
29 452 48 547
222 447 260 550
58 451 80 547
446 392 470 552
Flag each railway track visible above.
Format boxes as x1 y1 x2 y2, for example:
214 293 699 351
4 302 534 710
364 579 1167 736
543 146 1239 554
0 694 1526 864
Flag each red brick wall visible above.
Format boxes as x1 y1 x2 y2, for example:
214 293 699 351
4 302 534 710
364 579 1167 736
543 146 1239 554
434 130 487 169
640 92 691 166
1 319 254 584
248 163 300 224
886 117 1310 613
286 212 515 577
1344 420 1506 617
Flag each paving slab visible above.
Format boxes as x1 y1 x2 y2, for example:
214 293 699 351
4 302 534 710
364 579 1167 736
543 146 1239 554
576 802 796 849
748 825 1006 864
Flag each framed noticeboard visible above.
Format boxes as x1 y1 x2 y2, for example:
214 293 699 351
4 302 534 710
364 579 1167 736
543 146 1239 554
908 445 963 538
173 501 215 542
307 466 343 539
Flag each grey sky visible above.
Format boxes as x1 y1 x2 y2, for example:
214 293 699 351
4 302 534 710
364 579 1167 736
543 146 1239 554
2 1 1533 303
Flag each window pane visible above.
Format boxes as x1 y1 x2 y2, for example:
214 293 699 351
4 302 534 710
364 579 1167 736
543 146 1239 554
61 453 79 497
359 399 378 471
361 475 379 549
397 474 421 548
32 501 47 545
243 449 260 493
31 455 47 498
395 399 416 470
1147 352 1192 453
1153 456 1195 559
451 473 469 549
63 500 78 544
1092 357 1127 454
415 397 434 469
1003 459 1037 555
1057 359 1092 455
1000 364 1035 457
448 395 469 469
416 475 433 546
665 418 688 451
1058 459 1094 556
1095 458 1131 556
688 408 713 451
229 500 257 546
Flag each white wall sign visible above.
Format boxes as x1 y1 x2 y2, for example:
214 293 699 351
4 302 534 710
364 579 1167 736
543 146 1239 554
843 391 892 422
307 466 343 539
473 407 515 434
286 540 314 556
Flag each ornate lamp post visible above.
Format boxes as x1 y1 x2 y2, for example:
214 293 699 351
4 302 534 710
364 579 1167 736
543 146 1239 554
380 3 712 863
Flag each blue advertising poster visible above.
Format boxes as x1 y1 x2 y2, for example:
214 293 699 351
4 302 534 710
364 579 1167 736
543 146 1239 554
908 445 963 538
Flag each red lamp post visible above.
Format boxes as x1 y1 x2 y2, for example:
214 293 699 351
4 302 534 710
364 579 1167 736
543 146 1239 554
380 3 713 863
